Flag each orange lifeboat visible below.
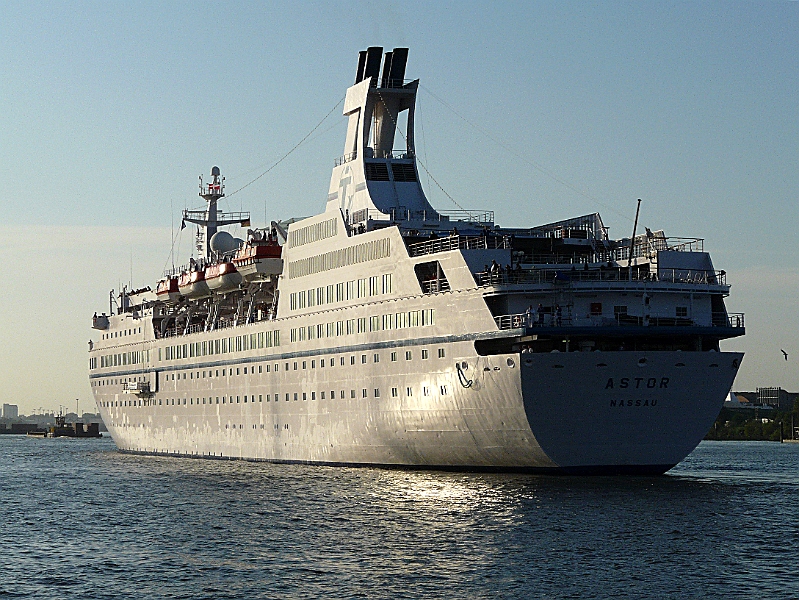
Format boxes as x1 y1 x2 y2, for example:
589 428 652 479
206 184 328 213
205 261 242 293
233 239 283 281
178 268 210 299
155 276 180 304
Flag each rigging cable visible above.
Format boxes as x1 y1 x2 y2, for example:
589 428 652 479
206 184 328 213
417 93 433 193
414 155 466 211
169 98 345 276
420 83 633 222
376 88 466 211
225 95 345 201
161 210 185 277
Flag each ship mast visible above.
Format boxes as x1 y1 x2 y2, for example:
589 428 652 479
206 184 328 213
182 166 251 261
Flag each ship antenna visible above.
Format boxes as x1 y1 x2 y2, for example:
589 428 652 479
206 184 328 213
170 198 175 271
183 167 250 260
628 199 642 272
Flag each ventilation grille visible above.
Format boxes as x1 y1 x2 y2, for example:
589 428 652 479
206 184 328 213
391 163 417 182
365 163 390 181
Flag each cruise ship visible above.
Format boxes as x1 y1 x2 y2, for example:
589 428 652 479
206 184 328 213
89 47 744 474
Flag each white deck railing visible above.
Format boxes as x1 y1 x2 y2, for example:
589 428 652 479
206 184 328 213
494 312 744 330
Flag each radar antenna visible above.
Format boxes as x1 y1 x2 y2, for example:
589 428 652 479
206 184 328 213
182 167 251 260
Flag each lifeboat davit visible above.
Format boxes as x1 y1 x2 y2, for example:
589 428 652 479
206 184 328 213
178 269 210 299
155 276 180 304
233 240 283 281
205 261 242 293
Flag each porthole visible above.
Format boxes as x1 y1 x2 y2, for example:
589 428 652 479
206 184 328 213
637 358 647 367
506 358 515 368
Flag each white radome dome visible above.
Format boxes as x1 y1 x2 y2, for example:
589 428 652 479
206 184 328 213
210 231 238 253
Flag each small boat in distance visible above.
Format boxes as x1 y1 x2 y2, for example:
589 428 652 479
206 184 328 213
27 413 102 438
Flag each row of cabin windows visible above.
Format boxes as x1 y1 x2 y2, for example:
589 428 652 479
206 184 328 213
161 330 280 361
100 350 150 368
289 274 393 311
92 348 447 389
93 302 437 369
100 395 263 407
290 309 435 343
392 385 450 397
102 327 142 340
97 330 280 369
99 383 451 409
589 304 689 317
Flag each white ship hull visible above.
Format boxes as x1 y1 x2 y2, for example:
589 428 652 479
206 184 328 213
91 340 741 473
90 47 745 475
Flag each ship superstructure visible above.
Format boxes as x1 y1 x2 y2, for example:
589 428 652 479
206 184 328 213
88 47 744 474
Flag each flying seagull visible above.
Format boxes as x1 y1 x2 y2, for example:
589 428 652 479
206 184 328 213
781 349 788 361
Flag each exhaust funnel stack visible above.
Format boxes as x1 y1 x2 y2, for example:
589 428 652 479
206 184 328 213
363 46 383 85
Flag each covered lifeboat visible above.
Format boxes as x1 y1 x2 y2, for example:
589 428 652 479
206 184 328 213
155 276 180 304
178 267 210 299
205 260 242 293
233 229 283 281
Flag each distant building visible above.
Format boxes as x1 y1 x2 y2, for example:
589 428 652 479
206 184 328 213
2 404 19 419
757 387 798 411
728 388 798 411
725 393 753 408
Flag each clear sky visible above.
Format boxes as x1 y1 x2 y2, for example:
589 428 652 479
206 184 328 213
1 1 797 414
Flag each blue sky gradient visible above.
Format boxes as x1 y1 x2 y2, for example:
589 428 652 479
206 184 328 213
1 1 797 413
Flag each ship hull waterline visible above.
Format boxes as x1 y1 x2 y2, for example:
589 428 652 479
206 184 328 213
93 350 742 475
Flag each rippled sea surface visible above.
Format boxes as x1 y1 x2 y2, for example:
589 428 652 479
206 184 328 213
2 437 799 599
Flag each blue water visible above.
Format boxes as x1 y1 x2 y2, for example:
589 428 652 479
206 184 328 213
1 437 798 599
